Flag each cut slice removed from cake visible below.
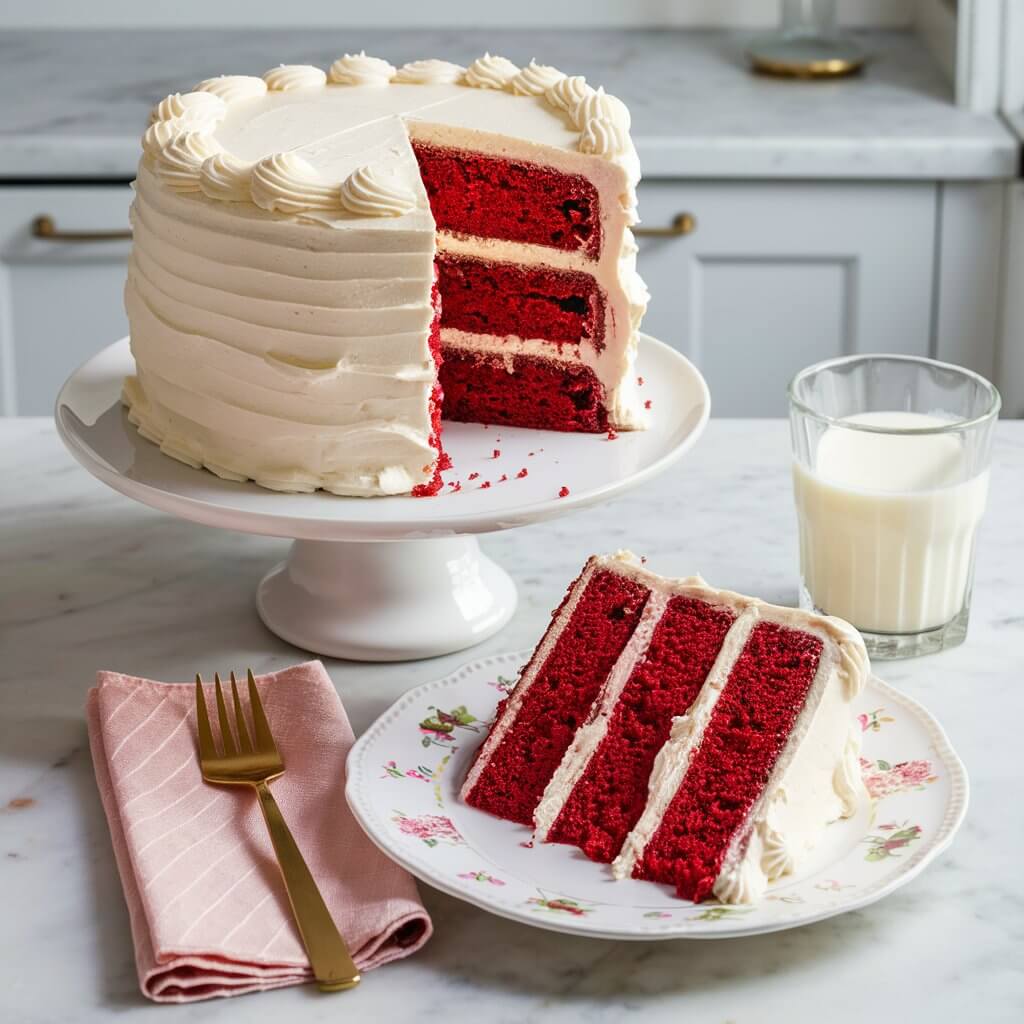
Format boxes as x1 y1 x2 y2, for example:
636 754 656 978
460 551 870 903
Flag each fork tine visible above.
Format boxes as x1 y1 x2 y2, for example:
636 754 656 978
214 673 237 757
194 674 216 761
230 671 254 754
247 669 277 755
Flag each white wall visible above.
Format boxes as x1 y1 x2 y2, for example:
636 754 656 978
0 0 915 29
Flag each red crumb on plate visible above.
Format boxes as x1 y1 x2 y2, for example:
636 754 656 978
468 472 480 481
558 486 570 498
492 449 501 459
644 400 652 410
498 474 509 483
606 429 618 440
516 468 528 479
480 480 492 489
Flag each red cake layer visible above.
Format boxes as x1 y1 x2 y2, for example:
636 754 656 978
547 597 736 862
411 276 447 497
412 142 602 259
464 569 650 824
635 621 824 902
436 254 606 350
440 347 609 432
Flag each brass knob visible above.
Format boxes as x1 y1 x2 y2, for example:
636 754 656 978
32 214 132 242
633 212 697 238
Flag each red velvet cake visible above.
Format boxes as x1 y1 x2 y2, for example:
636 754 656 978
461 552 870 903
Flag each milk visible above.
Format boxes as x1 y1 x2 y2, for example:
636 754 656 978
793 411 989 634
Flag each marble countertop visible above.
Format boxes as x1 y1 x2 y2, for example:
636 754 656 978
2 417 1022 1022
0 29 1017 181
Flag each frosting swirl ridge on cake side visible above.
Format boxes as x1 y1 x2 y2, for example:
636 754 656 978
339 164 417 217
250 152 340 213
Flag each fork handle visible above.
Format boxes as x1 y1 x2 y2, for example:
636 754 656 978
255 781 361 991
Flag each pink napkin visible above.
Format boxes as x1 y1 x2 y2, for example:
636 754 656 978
86 661 431 1003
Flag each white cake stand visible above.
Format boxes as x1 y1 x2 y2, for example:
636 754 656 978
55 335 709 661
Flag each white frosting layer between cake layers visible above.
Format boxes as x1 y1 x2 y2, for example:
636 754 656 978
127 59 649 495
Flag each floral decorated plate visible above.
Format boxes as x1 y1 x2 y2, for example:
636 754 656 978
345 651 968 939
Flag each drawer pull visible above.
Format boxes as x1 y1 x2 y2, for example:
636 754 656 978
32 214 132 242
633 212 697 238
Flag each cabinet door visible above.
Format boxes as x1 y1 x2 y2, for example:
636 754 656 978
635 182 936 416
0 186 132 415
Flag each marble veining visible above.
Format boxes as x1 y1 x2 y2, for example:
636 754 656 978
0 29 1017 181
1 419 1023 1022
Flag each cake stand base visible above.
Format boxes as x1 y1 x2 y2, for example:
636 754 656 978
256 536 517 661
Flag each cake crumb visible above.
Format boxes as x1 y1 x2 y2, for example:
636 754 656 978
637 376 645 386
644 399 652 410
558 486 570 498
449 480 462 492
492 448 501 459
516 468 528 479
480 480 492 489
606 429 619 441
498 474 508 483
468 472 480 481
528 451 535 457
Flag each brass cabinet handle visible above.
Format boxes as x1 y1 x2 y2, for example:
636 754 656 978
32 214 132 242
633 212 697 237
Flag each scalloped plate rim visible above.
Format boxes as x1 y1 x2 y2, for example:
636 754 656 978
345 649 969 940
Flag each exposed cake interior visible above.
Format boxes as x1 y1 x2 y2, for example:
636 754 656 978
412 143 602 257
460 552 868 904
546 596 737 863
462 568 649 824
633 621 824 901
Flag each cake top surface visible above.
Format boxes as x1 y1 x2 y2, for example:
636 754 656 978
139 55 639 229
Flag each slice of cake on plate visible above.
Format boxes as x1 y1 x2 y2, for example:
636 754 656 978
460 551 869 903
124 54 649 497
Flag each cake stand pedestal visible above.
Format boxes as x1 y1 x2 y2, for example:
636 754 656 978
257 537 516 661
55 334 709 661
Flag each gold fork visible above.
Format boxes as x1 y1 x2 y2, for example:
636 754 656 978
194 669 360 992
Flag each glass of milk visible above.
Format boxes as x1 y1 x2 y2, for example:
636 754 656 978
789 355 999 659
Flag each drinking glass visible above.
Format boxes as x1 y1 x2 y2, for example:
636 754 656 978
789 355 1000 659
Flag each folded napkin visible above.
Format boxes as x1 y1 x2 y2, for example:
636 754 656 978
86 661 431 1003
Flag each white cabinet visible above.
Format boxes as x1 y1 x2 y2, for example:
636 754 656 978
635 181 939 416
0 187 132 415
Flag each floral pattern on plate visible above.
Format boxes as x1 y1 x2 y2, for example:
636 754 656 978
346 651 968 940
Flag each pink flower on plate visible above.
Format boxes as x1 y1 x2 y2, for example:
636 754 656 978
860 757 938 800
392 811 462 847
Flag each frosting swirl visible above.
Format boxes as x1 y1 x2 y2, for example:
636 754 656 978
199 152 254 202
142 120 185 161
149 91 225 129
262 65 327 91
508 60 566 96
571 85 631 132
250 152 340 214
463 53 519 89
328 52 396 85
760 825 796 882
193 75 268 104
393 59 465 85
545 75 592 114
578 116 627 157
154 132 223 192
339 165 417 217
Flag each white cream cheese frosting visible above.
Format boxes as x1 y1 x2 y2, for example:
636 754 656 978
127 57 648 495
